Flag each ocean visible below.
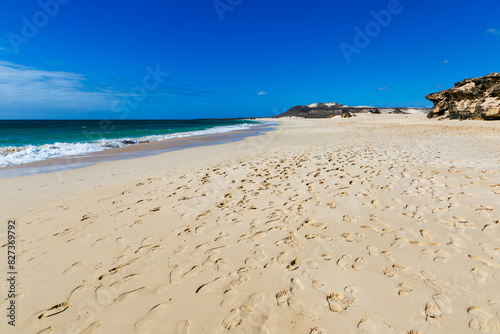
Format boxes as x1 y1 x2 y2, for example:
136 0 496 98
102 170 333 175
0 119 260 168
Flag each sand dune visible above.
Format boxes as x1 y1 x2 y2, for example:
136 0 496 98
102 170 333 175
2 114 499 333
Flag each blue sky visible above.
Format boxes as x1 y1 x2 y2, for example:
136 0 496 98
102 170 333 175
0 0 499 119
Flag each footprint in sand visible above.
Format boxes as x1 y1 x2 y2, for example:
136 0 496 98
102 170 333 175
358 319 376 334
392 264 414 276
383 268 396 278
337 255 366 271
480 243 500 258
489 300 500 318
216 258 228 271
195 276 224 294
447 236 465 253
182 265 202 280
420 229 434 240
67 285 86 301
392 235 410 248
433 294 452 314
234 293 266 326
327 293 343 312
277 252 288 264
302 259 319 278
91 237 108 246
195 225 206 234
38 302 69 319
312 280 326 291
253 244 267 262
310 328 326 334
173 244 187 255
202 255 218 268
96 284 114 305
395 281 414 296
221 287 238 307
468 305 500 332
36 326 54 334
176 319 192 334
276 290 290 307
433 249 450 263
424 302 442 326
291 278 304 295
110 273 140 288
66 234 90 243
321 253 332 261
286 258 302 271
367 245 378 256
147 245 162 255
327 287 357 313
469 255 498 269
222 308 241 331
134 303 167 333
80 322 103 334
380 251 394 262
288 296 316 319
245 258 259 270
113 286 149 303
135 244 152 254
170 266 183 285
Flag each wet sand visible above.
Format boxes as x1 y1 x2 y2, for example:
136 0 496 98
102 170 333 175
0 121 276 179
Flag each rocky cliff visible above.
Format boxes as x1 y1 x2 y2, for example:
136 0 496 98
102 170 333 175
426 73 500 120
272 103 428 118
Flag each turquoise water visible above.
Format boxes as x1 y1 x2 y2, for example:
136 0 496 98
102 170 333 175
0 119 259 167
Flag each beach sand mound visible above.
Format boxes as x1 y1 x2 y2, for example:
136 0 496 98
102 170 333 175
2 115 500 333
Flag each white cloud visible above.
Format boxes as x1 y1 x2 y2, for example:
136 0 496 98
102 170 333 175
257 91 267 96
0 61 119 115
485 28 500 35
443 60 450 64
378 86 387 91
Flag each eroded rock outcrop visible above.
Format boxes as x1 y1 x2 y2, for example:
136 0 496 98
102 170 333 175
426 73 500 120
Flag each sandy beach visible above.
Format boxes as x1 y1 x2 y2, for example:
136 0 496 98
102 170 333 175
2 114 500 334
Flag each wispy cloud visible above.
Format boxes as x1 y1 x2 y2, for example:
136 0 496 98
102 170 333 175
485 28 500 35
257 91 267 96
378 86 387 91
443 59 450 64
0 61 119 115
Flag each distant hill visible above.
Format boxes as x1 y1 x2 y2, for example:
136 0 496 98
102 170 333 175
271 103 429 118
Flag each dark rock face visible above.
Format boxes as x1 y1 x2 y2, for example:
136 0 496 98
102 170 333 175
272 103 428 118
426 73 500 120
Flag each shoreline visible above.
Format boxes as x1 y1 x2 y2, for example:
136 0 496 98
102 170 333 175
0 120 276 179
2 114 499 333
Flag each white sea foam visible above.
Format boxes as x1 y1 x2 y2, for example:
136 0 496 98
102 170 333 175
0 123 255 167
